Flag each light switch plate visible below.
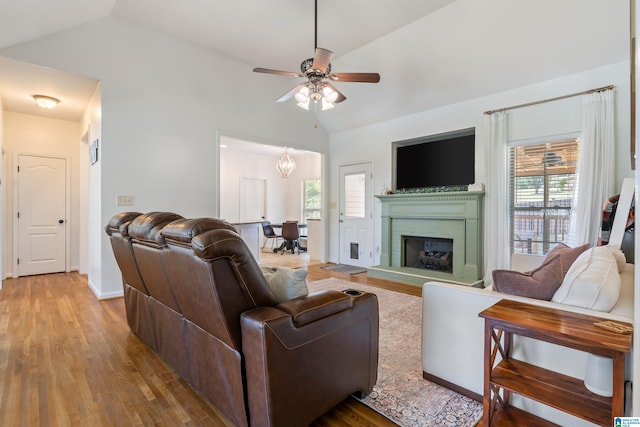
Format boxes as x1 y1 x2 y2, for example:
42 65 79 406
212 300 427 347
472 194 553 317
116 195 134 206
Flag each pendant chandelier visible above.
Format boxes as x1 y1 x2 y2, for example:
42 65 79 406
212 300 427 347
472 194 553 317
276 147 296 178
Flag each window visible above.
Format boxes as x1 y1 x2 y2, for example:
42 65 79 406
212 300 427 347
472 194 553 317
344 173 366 218
303 179 321 220
510 138 579 255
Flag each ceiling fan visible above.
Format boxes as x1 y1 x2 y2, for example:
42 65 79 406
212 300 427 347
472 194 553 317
252 0 380 111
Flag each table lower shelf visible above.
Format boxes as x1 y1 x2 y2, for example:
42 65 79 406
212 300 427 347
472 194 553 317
491 359 611 426
489 406 558 427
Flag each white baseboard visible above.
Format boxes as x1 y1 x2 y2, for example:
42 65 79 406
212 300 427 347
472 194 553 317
87 278 124 300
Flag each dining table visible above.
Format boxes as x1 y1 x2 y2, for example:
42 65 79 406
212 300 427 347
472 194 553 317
270 223 307 253
270 223 307 235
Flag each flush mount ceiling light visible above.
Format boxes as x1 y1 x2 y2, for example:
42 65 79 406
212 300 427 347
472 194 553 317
253 0 380 111
32 95 60 109
276 147 296 178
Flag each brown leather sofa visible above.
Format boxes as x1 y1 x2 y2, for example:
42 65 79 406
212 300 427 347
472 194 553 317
105 212 379 427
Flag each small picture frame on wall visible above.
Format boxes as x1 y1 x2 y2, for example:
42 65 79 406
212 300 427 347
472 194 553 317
90 139 99 165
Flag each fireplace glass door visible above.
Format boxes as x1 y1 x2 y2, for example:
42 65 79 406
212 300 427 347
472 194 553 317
403 236 453 273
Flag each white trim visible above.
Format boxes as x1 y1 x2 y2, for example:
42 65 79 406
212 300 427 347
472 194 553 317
0 145 4 284
634 2 640 416
88 278 124 300
216 130 329 262
301 178 322 222
507 131 581 147
12 152 16 277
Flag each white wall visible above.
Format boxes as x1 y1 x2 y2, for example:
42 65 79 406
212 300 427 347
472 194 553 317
220 149 288 223
328 62 632 266
3 111 81 276
220 148 321 224
79 85 101 286
283 153 322 222
0 14 629 295
1 16 329 298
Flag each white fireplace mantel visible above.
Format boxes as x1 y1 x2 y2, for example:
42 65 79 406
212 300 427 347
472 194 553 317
369 191 484 287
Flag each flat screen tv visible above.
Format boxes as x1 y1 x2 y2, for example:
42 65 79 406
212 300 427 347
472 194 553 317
393 128 475 190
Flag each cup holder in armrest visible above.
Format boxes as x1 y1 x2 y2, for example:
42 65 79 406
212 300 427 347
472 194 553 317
343 289 363 296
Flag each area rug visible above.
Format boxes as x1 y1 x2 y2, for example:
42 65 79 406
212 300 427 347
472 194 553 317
308 278 483 427
321 264 368 274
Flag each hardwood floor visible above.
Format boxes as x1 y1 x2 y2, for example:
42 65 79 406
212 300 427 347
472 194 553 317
0 257 423 426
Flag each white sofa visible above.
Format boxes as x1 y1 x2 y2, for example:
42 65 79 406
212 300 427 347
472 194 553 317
421 254 634 426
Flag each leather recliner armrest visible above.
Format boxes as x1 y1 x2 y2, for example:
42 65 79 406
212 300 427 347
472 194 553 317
241 290 378 348
275 290 353 327
240 291 378 426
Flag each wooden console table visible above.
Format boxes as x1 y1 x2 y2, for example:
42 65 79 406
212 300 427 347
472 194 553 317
479 299 632 426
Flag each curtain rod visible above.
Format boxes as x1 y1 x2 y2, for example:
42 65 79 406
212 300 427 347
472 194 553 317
483 84 615 115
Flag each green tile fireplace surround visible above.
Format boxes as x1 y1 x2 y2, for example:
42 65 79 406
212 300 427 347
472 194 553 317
369 191 484 287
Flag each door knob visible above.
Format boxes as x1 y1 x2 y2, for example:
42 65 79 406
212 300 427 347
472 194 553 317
58 219 64 224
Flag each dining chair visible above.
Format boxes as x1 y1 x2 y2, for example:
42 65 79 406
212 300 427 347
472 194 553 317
280 221 300 254
261 221 282 252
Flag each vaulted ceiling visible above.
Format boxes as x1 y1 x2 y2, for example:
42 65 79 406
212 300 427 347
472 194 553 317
0 0 630 134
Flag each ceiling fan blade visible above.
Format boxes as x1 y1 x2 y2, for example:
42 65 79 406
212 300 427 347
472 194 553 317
325 82 346 103
329 72 380 83
276 83 306 103
253 67 302 78
311 48 333 74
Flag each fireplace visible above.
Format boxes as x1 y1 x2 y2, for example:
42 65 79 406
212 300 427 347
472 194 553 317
403 236 453 273
370 191 484 286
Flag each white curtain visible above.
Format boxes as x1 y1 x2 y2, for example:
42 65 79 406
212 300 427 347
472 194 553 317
484 111 510 283
567 90 615 246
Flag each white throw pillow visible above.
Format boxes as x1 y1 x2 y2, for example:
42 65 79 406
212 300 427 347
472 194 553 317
602 244 627 273
261 266 309 303
551 246 621 312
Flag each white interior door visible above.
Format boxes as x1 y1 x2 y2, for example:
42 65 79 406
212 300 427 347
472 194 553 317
0 148 4 282
339 162 373 267
17 155 66 276
240 177 266 222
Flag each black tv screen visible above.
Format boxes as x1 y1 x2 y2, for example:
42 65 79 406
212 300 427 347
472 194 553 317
395 131 475 190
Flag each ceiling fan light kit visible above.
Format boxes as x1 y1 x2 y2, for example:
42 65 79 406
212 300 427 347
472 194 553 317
253 0 380 111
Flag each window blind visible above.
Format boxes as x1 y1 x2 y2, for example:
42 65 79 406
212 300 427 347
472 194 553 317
508 138 579 255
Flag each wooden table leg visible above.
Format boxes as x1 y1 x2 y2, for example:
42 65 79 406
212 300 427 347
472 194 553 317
612 352 625 419
502 331 511 408
483 320 492 426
